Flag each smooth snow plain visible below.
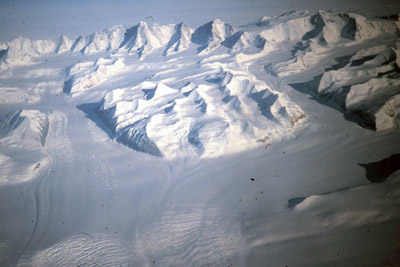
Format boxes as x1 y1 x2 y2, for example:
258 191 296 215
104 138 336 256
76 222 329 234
0 10 400 266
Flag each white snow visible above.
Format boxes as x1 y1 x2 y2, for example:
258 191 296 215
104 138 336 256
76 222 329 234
319 64 395 93
191 19 235 54
120 21 175 57
0 9 400 267
19 110 49 147
163 23 193 56
0 37 58 69
346 77 400 108
0 87 31 105
319 11 354 44
99 69 304 158
55 35 73 54
81 25 126 55
375 94 400 130
65 57 128 95
351 13 399 40
70 36 90 53
259 15 314 43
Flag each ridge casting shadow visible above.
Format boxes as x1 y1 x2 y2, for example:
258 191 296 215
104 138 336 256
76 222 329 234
358 153 400 183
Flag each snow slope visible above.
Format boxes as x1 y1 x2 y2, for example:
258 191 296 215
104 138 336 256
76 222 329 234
64 57 128 96
255 11 400 130
98 69 304 158
0 9 400 267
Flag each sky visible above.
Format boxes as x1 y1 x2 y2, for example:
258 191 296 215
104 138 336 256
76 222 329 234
1 0 400 43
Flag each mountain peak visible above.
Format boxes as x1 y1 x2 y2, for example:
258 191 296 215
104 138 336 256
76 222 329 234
191 19 234 53
163 22 193 56
55 35 72 54
119 21 174 57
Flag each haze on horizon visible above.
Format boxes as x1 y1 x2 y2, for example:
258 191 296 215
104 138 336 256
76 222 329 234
1 0 400 43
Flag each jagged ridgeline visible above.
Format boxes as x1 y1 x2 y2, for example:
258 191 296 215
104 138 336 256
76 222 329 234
1 11 399 64
1 10 399 157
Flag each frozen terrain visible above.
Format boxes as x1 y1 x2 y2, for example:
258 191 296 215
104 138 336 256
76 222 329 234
0 9 400 266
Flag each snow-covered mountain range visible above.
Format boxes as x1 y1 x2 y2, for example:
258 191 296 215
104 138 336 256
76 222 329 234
1 10 398 158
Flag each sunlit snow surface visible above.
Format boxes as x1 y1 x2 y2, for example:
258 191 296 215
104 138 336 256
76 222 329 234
1 10 400 266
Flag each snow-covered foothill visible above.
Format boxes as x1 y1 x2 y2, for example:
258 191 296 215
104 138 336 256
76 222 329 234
279 38 400 130
0 111 50 186
318 64 396 94
258 11 399 80
0 110 25 138
374 94 400 130
351 45 389 60
0 87 34 106
346 78 400 109
98 69 305 158
391 42 400 68
20 110 49 147
64 57 127 95
0 109 48 148
0 37 56 68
